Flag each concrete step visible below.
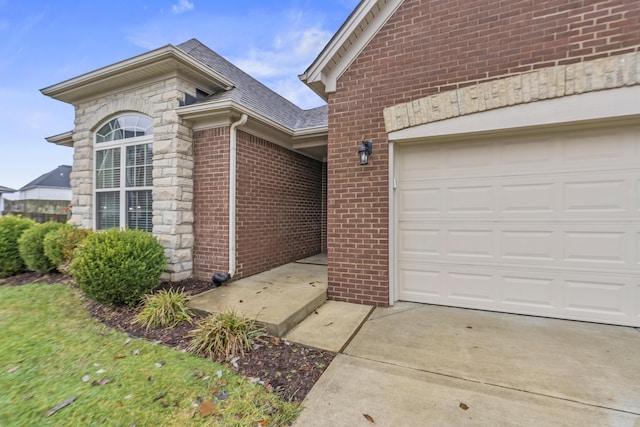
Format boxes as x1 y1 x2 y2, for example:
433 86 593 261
187 262 327 336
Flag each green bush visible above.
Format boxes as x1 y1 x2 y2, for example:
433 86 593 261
70 228 167 306
133 288 194 330
43 224 92 274
0 216 35 278
17 221 64 274
187 308 263 361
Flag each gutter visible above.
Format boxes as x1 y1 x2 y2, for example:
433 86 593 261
212 113 248 287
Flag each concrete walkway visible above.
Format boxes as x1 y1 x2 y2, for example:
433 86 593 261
296 303 640 426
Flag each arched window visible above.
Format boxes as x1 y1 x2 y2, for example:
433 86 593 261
94 114 153 232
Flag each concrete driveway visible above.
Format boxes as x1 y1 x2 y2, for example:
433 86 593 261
296 303 640 426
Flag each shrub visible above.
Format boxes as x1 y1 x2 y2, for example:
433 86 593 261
187 308 263 361
0 216 35 278
133 288 194 329
70 228 167 306
43 224 92 274
17 221 64 274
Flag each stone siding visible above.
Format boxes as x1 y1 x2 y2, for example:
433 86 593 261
69 77 196 280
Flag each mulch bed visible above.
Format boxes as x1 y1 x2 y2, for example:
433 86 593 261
0 273 335 402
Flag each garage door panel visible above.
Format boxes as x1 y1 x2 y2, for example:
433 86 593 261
397 263 636 324
395 123 640 326
400 222 637 270
563 178 629 213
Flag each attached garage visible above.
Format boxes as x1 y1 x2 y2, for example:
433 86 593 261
390 87 640 327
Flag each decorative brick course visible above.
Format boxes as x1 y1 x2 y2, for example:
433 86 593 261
327 0 640 306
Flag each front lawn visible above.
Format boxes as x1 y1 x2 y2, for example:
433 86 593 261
0 283 299 426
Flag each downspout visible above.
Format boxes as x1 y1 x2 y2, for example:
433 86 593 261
212 113 248 287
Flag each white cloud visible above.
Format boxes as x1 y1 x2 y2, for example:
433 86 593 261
172 0 194 14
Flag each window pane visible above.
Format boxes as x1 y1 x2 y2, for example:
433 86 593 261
96 148 121 189
96 192 120 230
126 143 152 187
96 114 154 143
127 190 153 232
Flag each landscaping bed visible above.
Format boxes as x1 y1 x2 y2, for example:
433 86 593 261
0 273 334 403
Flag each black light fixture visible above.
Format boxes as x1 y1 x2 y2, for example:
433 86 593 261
358 139 373 165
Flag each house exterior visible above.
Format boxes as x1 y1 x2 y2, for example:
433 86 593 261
2 165 72 222
0 186 16 216
43 0 640 327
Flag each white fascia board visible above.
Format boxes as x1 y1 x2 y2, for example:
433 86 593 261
389 86 640 143
41 45 234 103
300 0 404 97
178 99 294 136
45 131 73 147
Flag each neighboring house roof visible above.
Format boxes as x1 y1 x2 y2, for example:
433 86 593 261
300 0 403 99
176 39 327 131
0 186 15 193
20 165 72 191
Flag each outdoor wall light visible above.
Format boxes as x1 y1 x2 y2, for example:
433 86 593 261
358 139 373 165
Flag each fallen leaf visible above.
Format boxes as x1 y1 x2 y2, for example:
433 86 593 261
153 392 167 402
258 419 269 426
114 354 126 359
195 370 204 378
231 357 240 368
82 375 90 383
91 378 112 386
114 401 121 407
133 349 140 356
210 385 217 394
155 360 166 368
363 413 375 423
219 380 227 386
124 338 131 345
273 337 281 346
459 402 469 410
199 400 217 417
96 369 106 374
124 394 133 399
7 366 19 373
300 365 312 371
202 375 210 381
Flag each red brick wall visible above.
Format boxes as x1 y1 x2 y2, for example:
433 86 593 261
321 161 327 253
193 128 323 281
193 127 230 281
327 0 640 306
235 131 323 277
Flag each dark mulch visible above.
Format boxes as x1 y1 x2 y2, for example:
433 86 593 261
0 273 335 402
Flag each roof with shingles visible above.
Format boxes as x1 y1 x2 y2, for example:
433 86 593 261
20 165 71 191
177 39 327 131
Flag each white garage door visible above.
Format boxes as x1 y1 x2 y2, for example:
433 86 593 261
395 122 640 326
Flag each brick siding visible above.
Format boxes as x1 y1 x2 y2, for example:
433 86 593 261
327 0 640 305
193 128 323 282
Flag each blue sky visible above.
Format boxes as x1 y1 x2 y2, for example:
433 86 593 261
0 0 358 190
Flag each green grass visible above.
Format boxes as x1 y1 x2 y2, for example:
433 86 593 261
0 283 300 426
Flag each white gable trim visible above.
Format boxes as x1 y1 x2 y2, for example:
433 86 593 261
300 0 403 100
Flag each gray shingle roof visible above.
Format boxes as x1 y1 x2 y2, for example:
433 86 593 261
0 186 15 193
176 39 327 131
20 165 71 191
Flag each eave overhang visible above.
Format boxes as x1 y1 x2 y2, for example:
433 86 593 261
45 131 74 147
40 45 235 104
178 100 328 161
299 0 404 100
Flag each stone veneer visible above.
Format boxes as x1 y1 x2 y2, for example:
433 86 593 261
68 76 195 281
384 52 640 133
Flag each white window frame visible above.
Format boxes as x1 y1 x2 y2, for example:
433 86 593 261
93 115 153 231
